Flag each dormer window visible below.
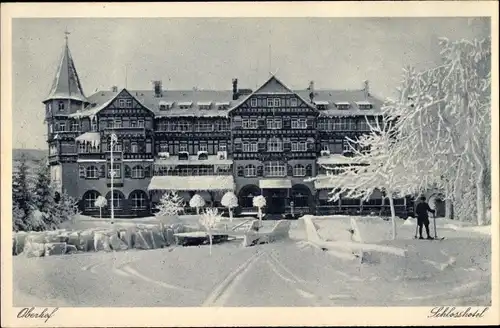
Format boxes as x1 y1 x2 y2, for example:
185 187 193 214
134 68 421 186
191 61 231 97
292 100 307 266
314 100 329 110
198 102 212 110
58 101 65 111
250 98 258 107
335 102 351 110
179 102 193 110
126 99 133 107
290 97 298 107
356 101 373 110
273 98 280 107
159 101 173 111
266 98 274 107
216 102 230 110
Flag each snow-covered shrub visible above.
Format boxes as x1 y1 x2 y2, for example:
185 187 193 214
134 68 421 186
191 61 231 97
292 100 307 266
94 196 107 219
199 208 222 255
189 194 206 214
155 192 185 228
253 195 266 226
221 191 238 221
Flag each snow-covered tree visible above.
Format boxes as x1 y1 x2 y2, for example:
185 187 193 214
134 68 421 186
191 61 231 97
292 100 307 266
94 195 107 219
52 191 78 227
199 208 222 255
31 163 59 228
12 155 34 231
316 118 415 240
221 191 238 221
189 194 206 215
383 36 491 225
253 195 266 227
155 191 185 217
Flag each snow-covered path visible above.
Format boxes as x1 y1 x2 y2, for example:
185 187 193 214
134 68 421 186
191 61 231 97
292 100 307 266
13 237 491 307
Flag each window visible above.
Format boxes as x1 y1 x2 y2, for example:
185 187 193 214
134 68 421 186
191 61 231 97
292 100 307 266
179 144 188 152
196 121 213 132
290 98 298 107
131 143 138 153
49 124 53 133
112 120 122 128
137 120 145 128
336 103 350 110
293 164 306 177
107 191 124 208
126 99 133 108
47 103 52 114
199 144 208 152
71 121 80 131
266 118 282 129
266 98 274 107
219 120 230 131
242 142 258 152
57 122 66 131
267 137 283 152
91 120 97 131
58 101 65 111
250 98 258 107
130 120 137 128
86 166 99 179
108 163 121 178
242 119 258 129
178 121 190 131
84 191 100 209
78 142 86 153
130 191 147 209
291 118 307 129
219 144 227 151
132 166 144 178
244 165 256 177
291 141 307 152
273 98 280 107
343 142 352 153
265 161 286 177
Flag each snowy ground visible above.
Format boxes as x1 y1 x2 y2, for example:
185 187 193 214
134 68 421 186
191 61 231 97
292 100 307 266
13 215 491 307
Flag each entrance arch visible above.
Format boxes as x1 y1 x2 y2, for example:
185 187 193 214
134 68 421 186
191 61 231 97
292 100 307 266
291 184 313 210
238 184 261 208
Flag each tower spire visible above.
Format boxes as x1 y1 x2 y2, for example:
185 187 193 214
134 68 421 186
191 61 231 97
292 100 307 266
43 29 88 103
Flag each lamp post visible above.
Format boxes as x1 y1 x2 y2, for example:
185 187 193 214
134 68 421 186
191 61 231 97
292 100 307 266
110 133 118 224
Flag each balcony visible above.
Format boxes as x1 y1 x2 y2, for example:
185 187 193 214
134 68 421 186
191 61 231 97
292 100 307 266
48 130 80 141
102 127 148 138
123 153 154 160
77 152 105 160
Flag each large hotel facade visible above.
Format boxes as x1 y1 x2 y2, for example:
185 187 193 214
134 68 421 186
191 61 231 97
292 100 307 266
45 39 412 218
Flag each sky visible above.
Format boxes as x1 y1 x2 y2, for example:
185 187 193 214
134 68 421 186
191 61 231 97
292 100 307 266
11 17 490 149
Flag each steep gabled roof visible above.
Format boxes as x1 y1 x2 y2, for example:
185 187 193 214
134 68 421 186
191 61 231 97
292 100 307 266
44 39 88 103
227 74 317 114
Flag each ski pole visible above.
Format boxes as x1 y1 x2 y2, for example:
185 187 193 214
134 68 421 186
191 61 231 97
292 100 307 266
433 213 438 239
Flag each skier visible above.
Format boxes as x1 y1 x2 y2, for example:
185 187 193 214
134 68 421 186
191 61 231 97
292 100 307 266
415 196 436 239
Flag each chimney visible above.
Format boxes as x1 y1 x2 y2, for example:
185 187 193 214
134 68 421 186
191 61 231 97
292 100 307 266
111 86 118 92
153 80 162 98
232 78 238 100
363 80 370 98
308 81 315 102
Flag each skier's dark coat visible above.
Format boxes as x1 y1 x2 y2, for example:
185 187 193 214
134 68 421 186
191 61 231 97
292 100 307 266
415 202 434 219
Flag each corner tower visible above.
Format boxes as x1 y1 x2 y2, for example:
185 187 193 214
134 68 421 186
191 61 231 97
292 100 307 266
43 32 89 196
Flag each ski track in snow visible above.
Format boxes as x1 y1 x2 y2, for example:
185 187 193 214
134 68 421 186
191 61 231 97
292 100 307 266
121 265 197 292
202 251 264 307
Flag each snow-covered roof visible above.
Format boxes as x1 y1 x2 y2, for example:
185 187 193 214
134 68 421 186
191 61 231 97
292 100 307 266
317 154 357 165
355 100 372 106
178 101 193 107
215 102 230 106
313 175 336 190
148 175 235 191
259 179 292 189
314 100 330 106
159 100 174 106
75 132 101 147
44 40 88 103
197 101 213 106
155 155 233 166
335 101 351 106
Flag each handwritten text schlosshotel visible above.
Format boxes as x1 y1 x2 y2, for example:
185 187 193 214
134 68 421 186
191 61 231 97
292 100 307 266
429 306 489 318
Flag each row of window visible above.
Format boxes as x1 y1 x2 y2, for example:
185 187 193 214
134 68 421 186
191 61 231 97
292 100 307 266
158 143 227 155
238 118 310 130
84 190 146 210
249 97 299 108
79 165 152 179
317 118 378 131
237 163 310 177
156 121 230 132
154 166 232 176
238 138 314 153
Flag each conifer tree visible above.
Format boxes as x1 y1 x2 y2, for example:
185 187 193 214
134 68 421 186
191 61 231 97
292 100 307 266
12 154 33 231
